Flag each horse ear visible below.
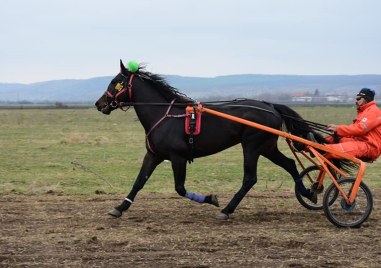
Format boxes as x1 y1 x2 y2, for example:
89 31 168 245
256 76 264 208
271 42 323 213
120 59 127 74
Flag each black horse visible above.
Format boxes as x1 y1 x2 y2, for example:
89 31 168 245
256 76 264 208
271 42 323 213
95 60 325 220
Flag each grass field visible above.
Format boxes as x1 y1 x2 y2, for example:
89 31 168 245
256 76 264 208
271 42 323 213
0 105 380 195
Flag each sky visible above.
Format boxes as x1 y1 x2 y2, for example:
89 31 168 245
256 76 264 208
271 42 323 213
1 0 381 84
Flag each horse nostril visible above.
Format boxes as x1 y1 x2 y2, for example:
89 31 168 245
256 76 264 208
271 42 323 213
95 102 103 111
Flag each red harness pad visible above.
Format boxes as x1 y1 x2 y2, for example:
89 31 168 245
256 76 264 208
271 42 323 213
185 105 202 135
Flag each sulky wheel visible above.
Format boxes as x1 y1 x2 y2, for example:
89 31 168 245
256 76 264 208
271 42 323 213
295 166 339 210
323 178 373 228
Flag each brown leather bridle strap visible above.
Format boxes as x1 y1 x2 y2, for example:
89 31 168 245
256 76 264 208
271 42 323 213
106 73 135 111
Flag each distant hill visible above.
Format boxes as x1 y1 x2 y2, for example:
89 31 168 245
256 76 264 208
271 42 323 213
1 74 380 103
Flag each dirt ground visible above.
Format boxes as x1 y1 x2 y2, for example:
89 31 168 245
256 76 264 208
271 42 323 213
1 189 380 268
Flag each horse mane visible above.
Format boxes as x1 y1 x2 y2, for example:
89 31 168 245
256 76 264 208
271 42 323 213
137 67 194 103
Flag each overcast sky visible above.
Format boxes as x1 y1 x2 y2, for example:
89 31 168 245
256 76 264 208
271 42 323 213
1 0 381 83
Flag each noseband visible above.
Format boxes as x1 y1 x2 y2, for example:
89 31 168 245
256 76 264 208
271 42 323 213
106 73 135 111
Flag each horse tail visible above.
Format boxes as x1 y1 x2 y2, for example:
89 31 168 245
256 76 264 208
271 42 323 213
272 103 326 143
272 103 356 174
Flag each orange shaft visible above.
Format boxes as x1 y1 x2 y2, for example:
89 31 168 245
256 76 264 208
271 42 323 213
200 107 360 163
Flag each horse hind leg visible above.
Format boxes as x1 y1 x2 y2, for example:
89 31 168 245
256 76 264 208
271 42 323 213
184 192 219 207
263 147 317 203
218 147 261 220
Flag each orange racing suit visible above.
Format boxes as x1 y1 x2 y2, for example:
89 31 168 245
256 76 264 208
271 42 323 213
325 101 381 160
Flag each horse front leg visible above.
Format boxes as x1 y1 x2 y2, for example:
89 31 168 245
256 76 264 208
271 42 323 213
171 156 219 207
108 152 163 217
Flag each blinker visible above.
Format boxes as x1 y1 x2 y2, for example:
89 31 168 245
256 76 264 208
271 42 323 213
115 83 123 91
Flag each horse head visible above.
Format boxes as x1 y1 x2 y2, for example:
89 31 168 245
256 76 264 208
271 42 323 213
95 60 137 115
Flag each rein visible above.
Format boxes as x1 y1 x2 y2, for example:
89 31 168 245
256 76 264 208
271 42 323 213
117 98 250 108
117 100 330 134
104 75 330 146
280 114 332 135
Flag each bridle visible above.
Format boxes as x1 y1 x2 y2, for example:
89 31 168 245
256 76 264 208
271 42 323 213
105 73 135 111
102 71 184 155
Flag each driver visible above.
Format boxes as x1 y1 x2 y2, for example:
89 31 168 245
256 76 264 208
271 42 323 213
325 88 381 160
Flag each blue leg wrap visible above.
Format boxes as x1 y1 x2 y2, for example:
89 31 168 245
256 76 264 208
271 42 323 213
185 192 205 203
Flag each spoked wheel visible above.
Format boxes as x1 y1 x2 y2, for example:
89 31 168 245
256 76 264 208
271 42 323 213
323 178 373 228
295 166 339 210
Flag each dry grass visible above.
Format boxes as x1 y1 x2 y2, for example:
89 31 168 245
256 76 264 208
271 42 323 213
0 191 380 267
1 106 380 267
0 106 380 196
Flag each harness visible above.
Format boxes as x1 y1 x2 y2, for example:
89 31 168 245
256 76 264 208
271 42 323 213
144 99 190 156
104 73 200 162
104 73 330 163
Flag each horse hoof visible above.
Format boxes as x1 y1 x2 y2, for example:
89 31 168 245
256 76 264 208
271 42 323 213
210 195 219 207
308 190 318 204
311 193 318 204
108 208 122 218
216 212 229 220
